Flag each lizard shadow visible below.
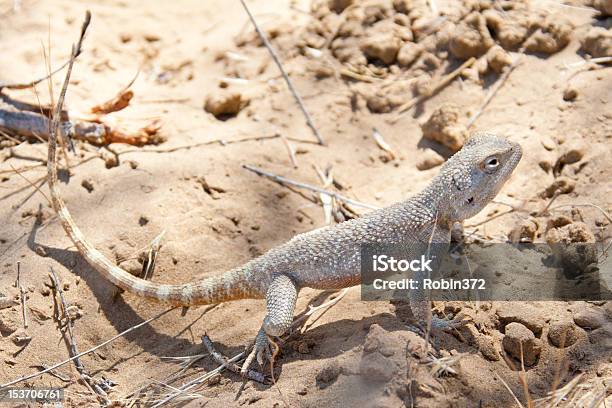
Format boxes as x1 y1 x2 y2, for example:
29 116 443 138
26 216 207 358
28 206 450 387
24 165 358 378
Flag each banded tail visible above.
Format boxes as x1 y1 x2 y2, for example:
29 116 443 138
46 31 256 306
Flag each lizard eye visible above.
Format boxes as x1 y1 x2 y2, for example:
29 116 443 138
483 156 499 173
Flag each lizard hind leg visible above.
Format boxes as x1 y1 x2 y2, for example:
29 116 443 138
240 274 298 376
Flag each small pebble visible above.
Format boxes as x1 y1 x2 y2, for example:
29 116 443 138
81 178 94 193
563 87 578 101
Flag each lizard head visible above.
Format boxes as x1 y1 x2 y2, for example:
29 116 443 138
436 131 522 222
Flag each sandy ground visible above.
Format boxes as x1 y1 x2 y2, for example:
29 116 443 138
0 0 611 406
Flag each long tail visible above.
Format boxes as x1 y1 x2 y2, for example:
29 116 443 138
46 15 255 306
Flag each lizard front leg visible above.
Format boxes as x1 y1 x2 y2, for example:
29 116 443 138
408 223 466 331
241 274 298 375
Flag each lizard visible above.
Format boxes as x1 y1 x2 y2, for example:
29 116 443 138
48 127 521 377
45 23 523 377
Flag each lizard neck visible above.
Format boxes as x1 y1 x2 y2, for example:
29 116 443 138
400 177 454 228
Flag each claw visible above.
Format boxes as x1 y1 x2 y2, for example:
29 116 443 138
256 346 265 366
241 328 279 376
241 345 258 376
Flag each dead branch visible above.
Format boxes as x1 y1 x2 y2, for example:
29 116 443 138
279 133 298 168
395 57 476 118
239 0 325 145
289 288 349 335
243 164 379 210
0 51 86 90
202 334 267 383
90 68 140 114
90 89 134 115
9 164 52 204
0 93 67 120
467 48 525 128
149 346 246 408
49 267 111 405
0 105 164 146
1 16 160 148
15 262 28 328
0 306 178 388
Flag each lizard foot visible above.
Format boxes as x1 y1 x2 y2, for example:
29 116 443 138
431 314 470 331
240 328 280 381
202 333 269 384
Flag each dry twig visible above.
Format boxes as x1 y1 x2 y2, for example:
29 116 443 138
547 203 612 224
239 0 325 145
394 57 476 118
243 164 379 210
279 132 298 168
496 372 527 408
202 334 267 383
90 68 140 114
290 288 349 334
49 267 111 405
372 127 396 160
116 133 315 155
0 306 178 388
0 52 85 90
467 48 524 128
15 262 28 328
149 346 246 408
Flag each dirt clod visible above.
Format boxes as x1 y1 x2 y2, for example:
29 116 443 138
0 311 20 336
421 103 468 151
574 307 607 329
449 12 494 59
542 176 575 198
502 322 542 366
361 33 401 65
582 27 612 58
496 303 546 336
563 86 578 101
508 219 538 243
548 320 579 347
204 91 248 118
546 222 597 276
546 222 596 244
483 9 529 50
486 45 512 73
546 215 572 231
416 149 445 170
397 42 423 67
478 335 500 361
557 145 585 165
525 16 573 54
81 178 94 193
316 360 341 388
